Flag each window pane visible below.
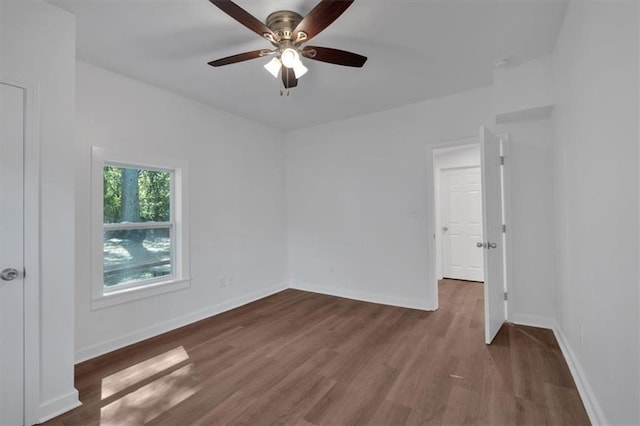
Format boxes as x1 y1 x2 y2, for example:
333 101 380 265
103 227 173 287
104 166 171 224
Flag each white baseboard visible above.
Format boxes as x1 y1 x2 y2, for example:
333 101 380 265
38 388 81 423
290 282 432 311
496 314 607 425
75 283 287 363
553 326 607 426
509 313 556 330
70 283 607 426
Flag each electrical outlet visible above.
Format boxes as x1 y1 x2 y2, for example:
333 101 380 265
227 275 234 286
219 275 226 288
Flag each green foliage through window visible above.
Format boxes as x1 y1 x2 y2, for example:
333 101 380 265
103 166 171 223
103 165 173 288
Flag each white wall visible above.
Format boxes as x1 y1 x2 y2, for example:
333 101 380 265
1 0 79 421
74 61 288 361
493 55 554 123
286 89 492 310
496 118 557 326
0 2 3 73
3 2 635 424
286 87 556 323
552 1 639 424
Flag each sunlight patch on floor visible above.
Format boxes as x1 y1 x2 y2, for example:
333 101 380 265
100 363 201 424
101 346 190 399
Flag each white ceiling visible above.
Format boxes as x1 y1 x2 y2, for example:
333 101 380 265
48 0 567 130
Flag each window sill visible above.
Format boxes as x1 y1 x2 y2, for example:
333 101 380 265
91 277 191 310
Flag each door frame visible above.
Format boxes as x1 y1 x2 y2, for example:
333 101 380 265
1 75 41 425
425 133 512 315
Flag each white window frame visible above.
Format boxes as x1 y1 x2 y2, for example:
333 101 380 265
91 146 190 310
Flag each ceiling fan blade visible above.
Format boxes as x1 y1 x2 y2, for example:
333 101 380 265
210 0 275 41
302 46 367 67
282 66 298 88
293 0 354 44
208 49 271 67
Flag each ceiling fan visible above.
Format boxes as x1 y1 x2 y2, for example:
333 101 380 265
207 0 367 91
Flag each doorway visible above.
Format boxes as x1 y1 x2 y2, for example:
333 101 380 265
434 145 484 283
1 81 26 425
427 128 510 344
0 78 40 425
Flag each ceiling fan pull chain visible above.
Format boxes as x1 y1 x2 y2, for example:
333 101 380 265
280 77 286 96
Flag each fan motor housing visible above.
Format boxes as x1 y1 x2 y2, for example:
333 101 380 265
266 11 303 40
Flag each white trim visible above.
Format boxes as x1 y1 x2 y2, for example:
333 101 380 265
103 222 173 230
637 4 640 422
290 282 432 311
499 134 513 321
92 278 191 310
426 135 481 311
70 279 605 426
510 313 556 330
1 76 42 426
495 105 554 124
426 132 512 322
503 315 606 425
90 146 191 310
75 282 288 363
38 389 81 424
553 326 607 426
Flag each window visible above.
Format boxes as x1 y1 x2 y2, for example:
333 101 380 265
92 147 189 309
103 165 173 288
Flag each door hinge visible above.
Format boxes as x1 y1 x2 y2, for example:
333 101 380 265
500 156 505 165
504 291 508 301
23 268 26 278
502 224 506 233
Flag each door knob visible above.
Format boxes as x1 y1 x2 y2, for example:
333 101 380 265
1 268 19 281
442 226 448 231
488 242 497 249
476 242 486 248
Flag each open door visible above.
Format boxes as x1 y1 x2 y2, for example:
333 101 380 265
480 126 506 344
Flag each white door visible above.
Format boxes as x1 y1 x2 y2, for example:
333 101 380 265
441 167 484 281
1 82 25 425
480 126 506 344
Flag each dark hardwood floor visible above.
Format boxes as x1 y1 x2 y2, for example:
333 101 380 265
44 280 590 425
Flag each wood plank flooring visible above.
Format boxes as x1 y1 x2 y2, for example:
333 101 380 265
44 280 590 425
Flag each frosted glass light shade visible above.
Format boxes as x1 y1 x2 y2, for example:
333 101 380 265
280 48 299 68
293 61 308 78
264 57 281 78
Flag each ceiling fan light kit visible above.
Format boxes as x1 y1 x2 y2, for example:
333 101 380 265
280 48 299 68
208 0 367 93
264 57 282 78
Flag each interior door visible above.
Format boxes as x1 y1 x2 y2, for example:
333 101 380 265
441 167 484 281
480 126 506 344
1 82 25 425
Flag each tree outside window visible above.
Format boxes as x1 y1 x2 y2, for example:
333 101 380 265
103 165 174 288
